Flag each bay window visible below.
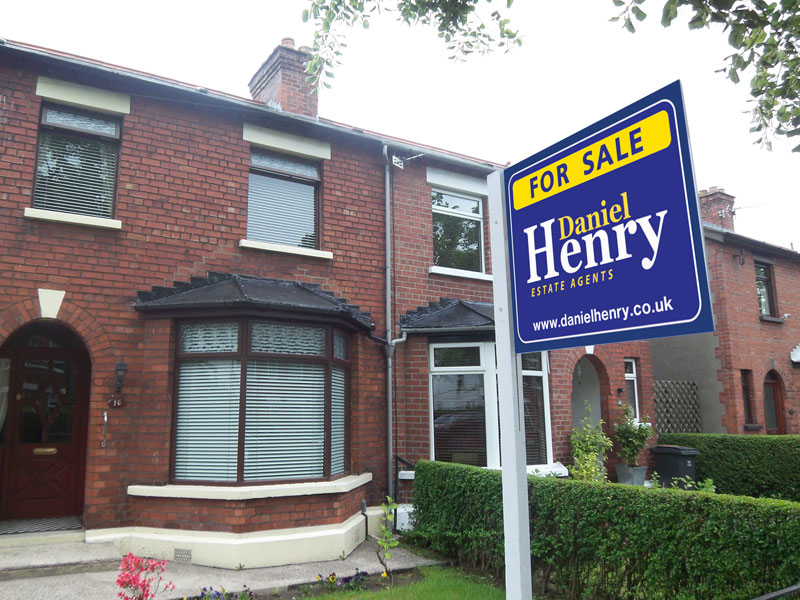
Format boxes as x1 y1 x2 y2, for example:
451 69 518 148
173 319 349 483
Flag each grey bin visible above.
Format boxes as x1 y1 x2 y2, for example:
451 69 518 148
649 445 700 488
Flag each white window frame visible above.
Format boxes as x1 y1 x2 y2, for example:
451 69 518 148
431 189 485 275
624 358 640 420
428 342 556 471
520 351 555 467
429 341 499 468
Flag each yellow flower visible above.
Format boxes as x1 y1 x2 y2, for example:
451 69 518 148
381 571 388 578
328 574 337 583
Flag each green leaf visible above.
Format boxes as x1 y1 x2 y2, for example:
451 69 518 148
624 16 636 32
302 8 310 22
632 6 647 21
661 0 679 26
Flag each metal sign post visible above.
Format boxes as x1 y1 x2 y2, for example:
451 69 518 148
488 169 533 600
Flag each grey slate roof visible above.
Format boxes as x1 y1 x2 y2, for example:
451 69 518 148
400 298 495 331
136 272 373 331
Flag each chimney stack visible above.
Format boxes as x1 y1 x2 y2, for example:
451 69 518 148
248 38 318 118
699 187 736 232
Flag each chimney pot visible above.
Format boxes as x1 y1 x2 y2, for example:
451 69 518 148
281 37 295 48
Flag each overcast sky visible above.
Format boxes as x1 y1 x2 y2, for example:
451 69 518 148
3 1 797 247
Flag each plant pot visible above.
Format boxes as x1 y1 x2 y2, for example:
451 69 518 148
615 464 648 485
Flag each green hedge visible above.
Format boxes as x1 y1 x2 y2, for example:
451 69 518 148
413 460 800 600
659 433 800 501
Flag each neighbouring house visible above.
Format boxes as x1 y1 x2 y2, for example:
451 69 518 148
651 188 800 435
0 37 653 567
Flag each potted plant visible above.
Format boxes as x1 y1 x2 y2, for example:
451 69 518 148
614 406 654 485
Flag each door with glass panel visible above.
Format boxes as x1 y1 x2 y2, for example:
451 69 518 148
0 341 89 519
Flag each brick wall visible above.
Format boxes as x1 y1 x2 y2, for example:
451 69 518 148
703 235 800 434
0 55 389 528
386 152 654 482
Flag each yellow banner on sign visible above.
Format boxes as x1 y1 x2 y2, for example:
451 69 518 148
512 110 672 211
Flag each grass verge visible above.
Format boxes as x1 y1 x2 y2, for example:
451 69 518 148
310 566 506 599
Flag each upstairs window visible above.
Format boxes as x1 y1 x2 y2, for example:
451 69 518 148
432 190 484 273
755 262 777 317
248 150 319 249
33 105 120 219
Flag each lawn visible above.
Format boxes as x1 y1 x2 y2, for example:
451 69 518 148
310 566 512 599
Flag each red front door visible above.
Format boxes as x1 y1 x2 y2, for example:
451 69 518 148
1 346 89 519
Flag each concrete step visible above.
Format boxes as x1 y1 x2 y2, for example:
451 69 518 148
0 537 121 581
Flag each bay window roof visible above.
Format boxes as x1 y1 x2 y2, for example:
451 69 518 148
135 272 373 331
401 298 494 332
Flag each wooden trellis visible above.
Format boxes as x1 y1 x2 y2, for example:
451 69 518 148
654 380 701 433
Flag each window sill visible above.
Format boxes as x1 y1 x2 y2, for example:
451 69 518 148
744 423 764 431
240 239 333 260
24 207 122 230
127 472 372 501
429 265 492 281
759 315 785 324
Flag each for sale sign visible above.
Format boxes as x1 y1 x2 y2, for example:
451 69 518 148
504 81 713 352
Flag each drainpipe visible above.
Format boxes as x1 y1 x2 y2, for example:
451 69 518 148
383 144 394 498
382 144 408 500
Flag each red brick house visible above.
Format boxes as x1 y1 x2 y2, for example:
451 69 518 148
651 188 800 435
0 38 652 566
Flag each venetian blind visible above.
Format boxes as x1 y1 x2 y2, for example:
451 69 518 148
244 360 325 480
331 366 346 475
33 132 117 218
174 359 241 481
248 172 316 248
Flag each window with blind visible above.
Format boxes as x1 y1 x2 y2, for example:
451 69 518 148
173 320 349 483
521 352 548 466
429 342 552 469
248 150 319 249
432 190 484 273
33 105 120 218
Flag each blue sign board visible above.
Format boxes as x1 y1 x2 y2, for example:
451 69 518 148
504 81 713 352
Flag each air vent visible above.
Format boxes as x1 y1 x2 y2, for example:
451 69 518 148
173 547 192 564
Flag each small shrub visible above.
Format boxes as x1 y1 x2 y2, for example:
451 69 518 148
115 554 175 600
570 407 613 481
376 496 399 582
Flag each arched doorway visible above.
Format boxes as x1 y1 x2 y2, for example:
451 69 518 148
571 356 603 429
763 371 785 435
0 322 90 519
